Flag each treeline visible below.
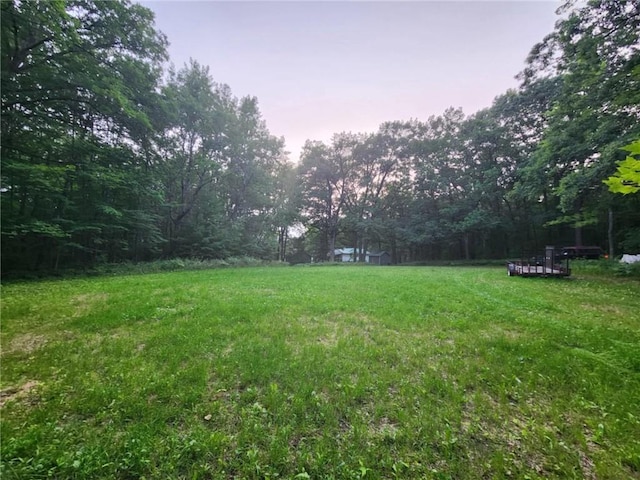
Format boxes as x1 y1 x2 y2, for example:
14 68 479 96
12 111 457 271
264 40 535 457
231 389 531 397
2 0 639 275
1 0 292 274
296 0 640 263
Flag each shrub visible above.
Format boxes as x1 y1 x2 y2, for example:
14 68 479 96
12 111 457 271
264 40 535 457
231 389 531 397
571 258 640 278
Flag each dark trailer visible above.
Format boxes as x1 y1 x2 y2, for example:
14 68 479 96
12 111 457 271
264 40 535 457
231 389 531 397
507 246 571 278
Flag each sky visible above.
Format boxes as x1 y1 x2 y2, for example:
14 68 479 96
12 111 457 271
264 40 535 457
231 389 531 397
140 1 561 161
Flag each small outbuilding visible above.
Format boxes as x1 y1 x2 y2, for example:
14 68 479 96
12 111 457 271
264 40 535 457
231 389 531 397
332 248 391 265
367 251 391 265
333 247 357 262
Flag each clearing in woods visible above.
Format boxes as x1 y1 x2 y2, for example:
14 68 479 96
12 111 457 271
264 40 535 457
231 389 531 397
1 266 639 479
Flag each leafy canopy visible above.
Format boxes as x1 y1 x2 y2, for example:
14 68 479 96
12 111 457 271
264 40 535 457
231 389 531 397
604 140 640 195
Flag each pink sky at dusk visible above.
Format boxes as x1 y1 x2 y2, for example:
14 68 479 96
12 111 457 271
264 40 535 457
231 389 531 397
140 1 561 161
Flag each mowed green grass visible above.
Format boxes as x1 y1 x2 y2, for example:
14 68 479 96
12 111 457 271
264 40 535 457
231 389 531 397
1 266 639 479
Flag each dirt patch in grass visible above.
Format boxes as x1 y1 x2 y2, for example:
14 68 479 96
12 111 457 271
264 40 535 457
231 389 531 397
461 392 549 476
479 324 527 342
579 450 597 480
368 416 399 440
71 292 108 317
0 380 42 407
319 313 376 346
578 424 602 480
315 323 339 348
291 314 372 350
2 333 48 356
580 302 626 316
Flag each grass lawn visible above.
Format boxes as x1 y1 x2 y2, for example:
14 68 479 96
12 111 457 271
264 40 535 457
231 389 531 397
1 265 639 479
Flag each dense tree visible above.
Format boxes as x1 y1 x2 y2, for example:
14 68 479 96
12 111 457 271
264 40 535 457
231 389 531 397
604 140 640 195
1 1 289 275
603 139 640 253
156 61 287 260
157 61 229 256
1 0 168 272
520 0 640 251
369 121 420 262
272 161 301 261
343 127 417 261
220 95 287 258
297 140 346 260
409 109 467 259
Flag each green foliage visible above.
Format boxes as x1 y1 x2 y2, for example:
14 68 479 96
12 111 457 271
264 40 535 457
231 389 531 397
2 0 638 275
1 0 169 272
1 1 289 275
604 140 640 194
88 257 283 276
516 0 640 247
2 266 639 478
614 261 640 278
571 258 640 278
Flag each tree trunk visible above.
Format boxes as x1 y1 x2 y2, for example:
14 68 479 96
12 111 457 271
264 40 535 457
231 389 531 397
608 208 614 260
278 227 286 261
391 238 398 265
353 232 359 262
328 233 336 262
283 231 288 262
464 234 470 260
362 238 369 263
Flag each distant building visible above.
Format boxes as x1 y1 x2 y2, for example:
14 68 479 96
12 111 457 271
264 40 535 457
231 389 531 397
333 247 357 262
367 251 391 265
332 248 390 265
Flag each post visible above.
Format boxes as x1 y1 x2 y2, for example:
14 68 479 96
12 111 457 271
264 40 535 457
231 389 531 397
545 245 555 273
